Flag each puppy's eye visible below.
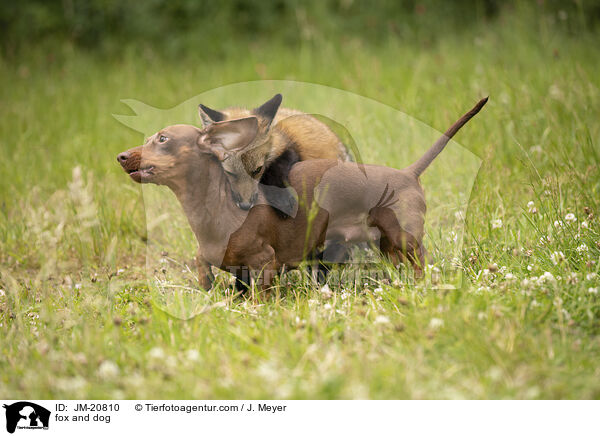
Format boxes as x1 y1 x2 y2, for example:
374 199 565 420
158 135 168 143
252 166 263 177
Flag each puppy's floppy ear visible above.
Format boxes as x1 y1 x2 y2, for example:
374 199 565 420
252 94 282 128
200 116 259 161
198 104 226 127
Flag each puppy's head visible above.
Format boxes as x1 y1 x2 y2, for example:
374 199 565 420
117 118 261 194
117 124 204 186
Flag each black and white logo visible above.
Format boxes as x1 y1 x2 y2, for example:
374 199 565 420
3 402 50 434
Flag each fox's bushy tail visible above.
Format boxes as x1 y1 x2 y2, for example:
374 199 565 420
408 97 488 176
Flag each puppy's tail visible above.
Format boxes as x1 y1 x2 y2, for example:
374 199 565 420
408 97 488 177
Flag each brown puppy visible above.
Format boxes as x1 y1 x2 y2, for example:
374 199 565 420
117 97 487 293
222 97 488 287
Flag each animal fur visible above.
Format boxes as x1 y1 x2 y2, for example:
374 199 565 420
117 97 488 294
198 94 352 212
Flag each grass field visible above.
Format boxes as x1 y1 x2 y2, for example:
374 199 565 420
1 15 600 399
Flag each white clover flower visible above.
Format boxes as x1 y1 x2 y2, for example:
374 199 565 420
323 303 332 310
522 278 531 287
320 284 333 299
527 201 537 214
429 318 444 329
589 288 598 295
504 272 515 281
186 349 201 362
73 352 88 365
373 287 384 294
0 289 5 297
565 213 577 223
148 347 165 360
576 243 588 253
527 264 534 271
74 283 82 290
538 272 556 285
531 299 540 307
97 360 119 379
586 273 597 281
554 220 563 229
581 221 589 229
374 315 390 325
55 376 88 392
447 231 457 243
566 272 578 284
539 235 551 245
550 251 565 265
491 219 503 229
165 355 177 369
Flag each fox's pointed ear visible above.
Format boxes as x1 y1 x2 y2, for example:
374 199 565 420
198 104 226 127
253 94 282 128
201 117 259 160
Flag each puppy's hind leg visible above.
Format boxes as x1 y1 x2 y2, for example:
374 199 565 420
369 207 424 280
380 234 424 281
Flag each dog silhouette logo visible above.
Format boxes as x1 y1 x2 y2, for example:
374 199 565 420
3 402 50 433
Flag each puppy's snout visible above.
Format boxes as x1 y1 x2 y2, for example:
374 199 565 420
117 152 130 167
238 201 252 211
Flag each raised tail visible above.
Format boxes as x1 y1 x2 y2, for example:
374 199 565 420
408 97 488 176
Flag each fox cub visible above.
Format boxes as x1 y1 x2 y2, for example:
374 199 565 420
198 94 352 214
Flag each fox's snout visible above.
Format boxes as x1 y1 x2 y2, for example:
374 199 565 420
232 190 259 211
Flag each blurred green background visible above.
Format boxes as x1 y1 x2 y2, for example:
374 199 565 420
2 0 599 56
1 1 600 399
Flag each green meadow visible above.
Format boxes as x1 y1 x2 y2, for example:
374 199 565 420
1 4 599 398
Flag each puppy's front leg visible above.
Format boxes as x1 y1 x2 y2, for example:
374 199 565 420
196 251 214 291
